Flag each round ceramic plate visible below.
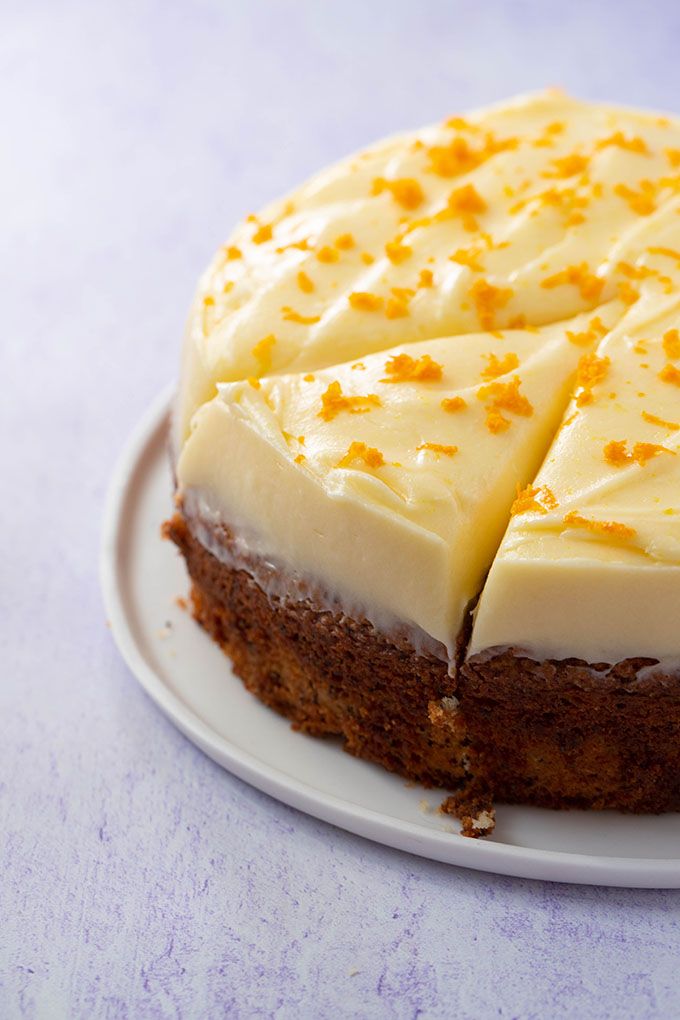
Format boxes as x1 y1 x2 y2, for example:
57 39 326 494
101 390 680 888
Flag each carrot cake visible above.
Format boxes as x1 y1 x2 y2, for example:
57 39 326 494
165 91 680 835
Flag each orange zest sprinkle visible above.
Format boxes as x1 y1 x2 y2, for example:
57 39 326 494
443 115 479 131
659 363 680 386
510 185 589 225
252 222 273 244
648 245 680 263
469 278 513 330
534 122 566 148
385 239 413 264
335 233 355 250
603 440 675 467
632 442 676 467
663 328 680 359
563 510 636 540
642 410 680 430
477 376 533 432
450 247 484 272
384 288 412 318
297 270 315 293
542 153 590 179
566 315 608 346
614 181 657 215
294 453 306 464
372 176 425 210
247 376 261 389
418 268 434 288
616 260 658 283
337 441 385 469
618 280 640 305
385 298 409 319
481 352 520 380
361 252 375 265
281 306 320 325
416 442 458 457
596 131 649 155
532 121 565 148
445 183 488 231
575 352 610 406
425 131 517 178
603 440 631 466
541 262 604 302
666 148 680 168
316 245 340 263
381 353 443 383
616 262 673 296
426 136 481 177
441 396 467 413
251 333 276 372
348 291 384 312
318 381 382 422
485 407 511 433
511 483 559 516
303 373 315 382
225 245 242 259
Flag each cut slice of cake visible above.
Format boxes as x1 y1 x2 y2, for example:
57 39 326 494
462 274 680 811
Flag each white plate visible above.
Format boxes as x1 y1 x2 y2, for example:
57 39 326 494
101 390 680 888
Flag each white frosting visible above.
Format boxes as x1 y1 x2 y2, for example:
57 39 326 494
176 90 680 444
175 90 680 665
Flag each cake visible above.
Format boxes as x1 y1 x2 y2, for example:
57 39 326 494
165 91 680 835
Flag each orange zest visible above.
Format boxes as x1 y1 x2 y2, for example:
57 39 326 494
337 441 385 469
416 442 458 457
381 353 443 383
372 176 425 210
563 510 636 540
318 381 382 422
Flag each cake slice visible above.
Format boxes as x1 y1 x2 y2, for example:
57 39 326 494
462 277 680 811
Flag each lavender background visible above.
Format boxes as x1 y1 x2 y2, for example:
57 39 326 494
3 1 680 1016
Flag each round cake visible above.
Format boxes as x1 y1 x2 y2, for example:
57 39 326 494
165 91 680 836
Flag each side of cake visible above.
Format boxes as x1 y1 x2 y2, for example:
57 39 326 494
166 90 680 832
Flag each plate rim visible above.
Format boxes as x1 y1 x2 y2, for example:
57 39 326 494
100 388 680 888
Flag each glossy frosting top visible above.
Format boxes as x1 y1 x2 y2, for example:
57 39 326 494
177 90 680 441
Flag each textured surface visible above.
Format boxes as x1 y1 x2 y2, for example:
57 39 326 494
4 2 680 1017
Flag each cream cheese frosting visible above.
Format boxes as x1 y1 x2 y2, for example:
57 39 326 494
175 90 680 664
176 90 680 445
